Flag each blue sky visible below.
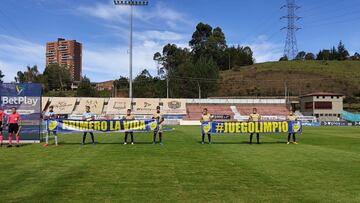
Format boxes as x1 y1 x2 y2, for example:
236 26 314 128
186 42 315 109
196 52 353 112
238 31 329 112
0 0 359 82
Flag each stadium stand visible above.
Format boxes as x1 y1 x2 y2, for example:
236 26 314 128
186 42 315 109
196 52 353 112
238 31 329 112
73 97 105 115
42 97 49 111
133 98 160 115
161 99 187 115
48 97 77 115
40 97 329 124
186 104 234 120
106 98 131 115
236 105 289 116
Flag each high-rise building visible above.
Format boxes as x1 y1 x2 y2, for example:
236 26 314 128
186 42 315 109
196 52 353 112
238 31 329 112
46 38 82 82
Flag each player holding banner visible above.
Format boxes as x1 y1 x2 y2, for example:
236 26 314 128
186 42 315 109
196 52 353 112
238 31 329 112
287 110 298 145
123 109 135 145
152 106 164 145
248 108 261 144
43 106 59 147
200 108 212 144
82 106 95 145
7 107 21 147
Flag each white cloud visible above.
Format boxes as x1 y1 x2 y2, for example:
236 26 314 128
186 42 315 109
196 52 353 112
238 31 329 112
0 35 44 82
74 1 191 82
83 39 189 82
76 1 192 30
77 2 130 23
244 35 283 63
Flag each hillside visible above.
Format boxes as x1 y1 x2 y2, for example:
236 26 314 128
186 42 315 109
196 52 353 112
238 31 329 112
218 60 360 97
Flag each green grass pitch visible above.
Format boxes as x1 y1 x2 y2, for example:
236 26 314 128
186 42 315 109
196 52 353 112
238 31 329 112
1 126 360 202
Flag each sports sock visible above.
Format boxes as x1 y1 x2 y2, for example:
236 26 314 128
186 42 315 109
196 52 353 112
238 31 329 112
124 132 128 143
159 132 162 142
46 133 49 144
202 133 205 142
153 132 157 142
90 133 95 143
82 132 87 143
0 134 3 144
16 136 20 145
130 133 134 143
288 133 291 142
53 132 58 145
208 134 211 142
293 133 296 142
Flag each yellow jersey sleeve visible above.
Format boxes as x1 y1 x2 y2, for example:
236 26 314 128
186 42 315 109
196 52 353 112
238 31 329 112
250 114 261 121
153 113 163 120
287 115 297 121
125 115 135 120
201 114 211 122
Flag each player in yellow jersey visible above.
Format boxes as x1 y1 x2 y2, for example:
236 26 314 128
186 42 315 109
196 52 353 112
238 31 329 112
200 108 212 144
287 109 298 145
152 106 164 145
123 109 135 145
248 108 261 144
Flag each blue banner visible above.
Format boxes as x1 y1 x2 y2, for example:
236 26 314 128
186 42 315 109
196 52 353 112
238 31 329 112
0 83 41 141
302 122 321 127
202 121 302 134
321 121 349 126
47 119 159 132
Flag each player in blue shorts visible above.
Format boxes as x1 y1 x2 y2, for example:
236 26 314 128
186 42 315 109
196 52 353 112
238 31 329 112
82 106 95 145
43 106 59 147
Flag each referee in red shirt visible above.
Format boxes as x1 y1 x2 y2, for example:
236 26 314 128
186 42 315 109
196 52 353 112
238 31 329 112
7 107 21 148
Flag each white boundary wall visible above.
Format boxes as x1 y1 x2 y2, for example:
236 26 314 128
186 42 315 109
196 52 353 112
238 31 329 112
186 98 286 104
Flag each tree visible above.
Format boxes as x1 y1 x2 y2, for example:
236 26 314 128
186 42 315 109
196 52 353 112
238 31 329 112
351 52 360 60
295 51 306 60
0 70 4 83
153 52 163 75
154 22 254 97
15 65 41 83
43 64 71 90
305 52 315 60
133 69 165 98
208 27 227 51
113 76 129 89
189 23 231 68
15 71 25 83
189 22 213 54
279 55 288 61
76 76 97 97
223 46 254 70
330 46 338 60
316 49 331 60
188 56 219 98
337 41 349 60
205 27 227 66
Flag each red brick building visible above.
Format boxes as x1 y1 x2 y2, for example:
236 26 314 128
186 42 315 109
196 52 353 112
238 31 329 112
46 38 82 82
96 80 114 91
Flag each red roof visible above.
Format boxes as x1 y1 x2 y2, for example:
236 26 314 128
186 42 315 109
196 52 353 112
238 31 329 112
300 92 344 97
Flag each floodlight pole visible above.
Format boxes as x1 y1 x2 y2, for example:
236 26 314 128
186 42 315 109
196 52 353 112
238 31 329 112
129 5 133 108
113 0 148 110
